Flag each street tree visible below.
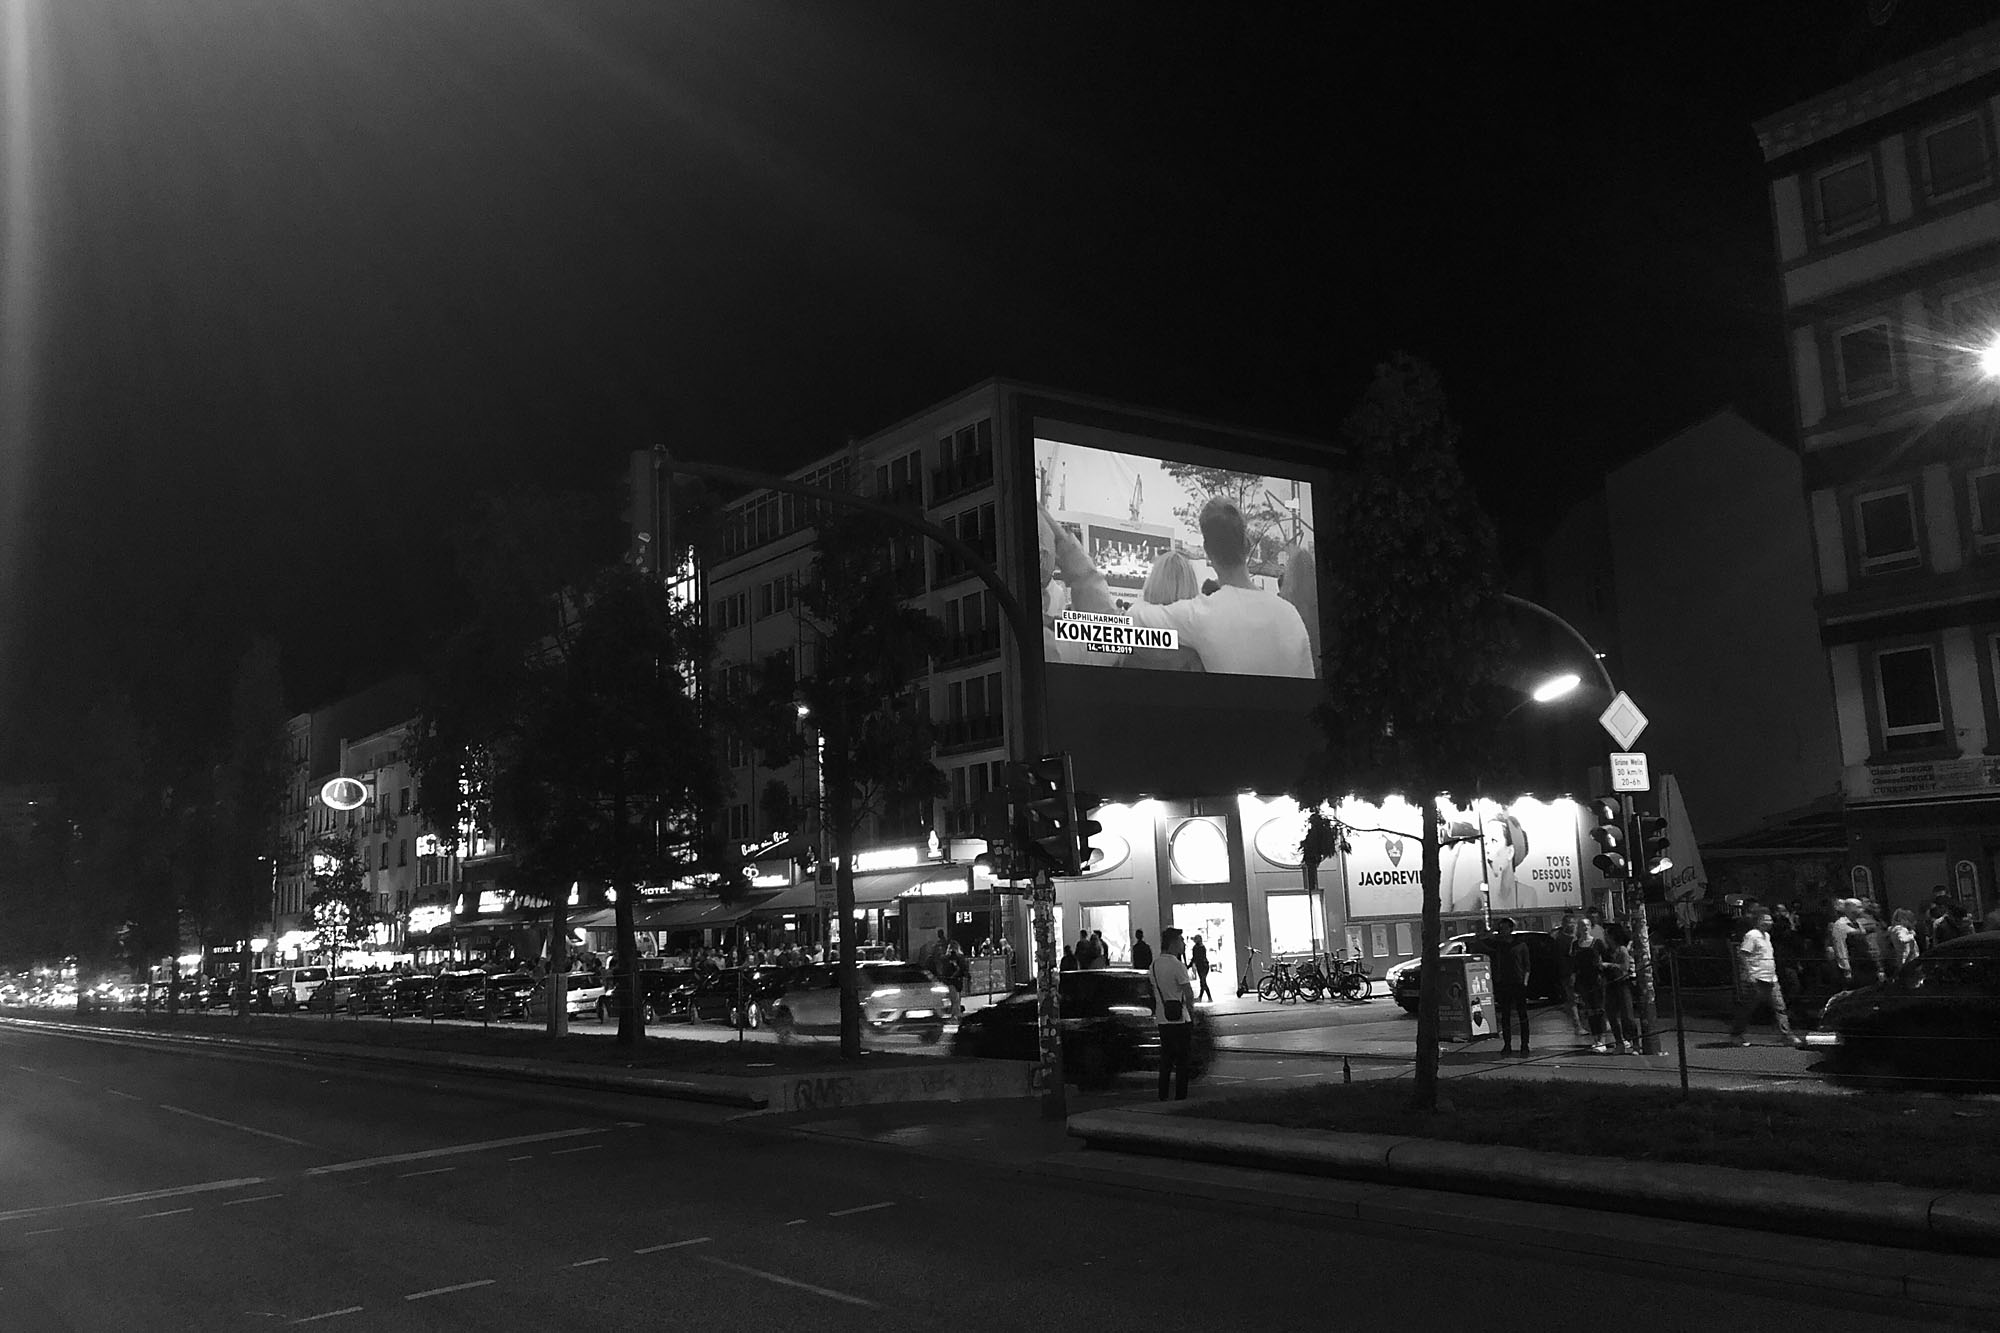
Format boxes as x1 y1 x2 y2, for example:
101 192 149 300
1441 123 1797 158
739 512 946 1059
411 488 727 1046
214 639 291 1013
1294 355 1516 1113
304 828 374 968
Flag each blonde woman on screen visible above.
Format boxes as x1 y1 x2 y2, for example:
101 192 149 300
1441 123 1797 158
1124 550 1205 672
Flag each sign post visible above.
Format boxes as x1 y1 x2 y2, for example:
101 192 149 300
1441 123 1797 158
1599 696 1660 1055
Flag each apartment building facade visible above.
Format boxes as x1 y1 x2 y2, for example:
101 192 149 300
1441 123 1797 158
1757 20 2000 917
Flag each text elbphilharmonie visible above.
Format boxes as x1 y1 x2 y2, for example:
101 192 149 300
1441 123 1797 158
1054 611 1178 654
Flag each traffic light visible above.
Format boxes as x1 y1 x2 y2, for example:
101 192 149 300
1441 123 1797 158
973 790 1030 882
1007 753 1093 877
1071 787 1103 875
1634 812 1672 877
1586 797 1631 880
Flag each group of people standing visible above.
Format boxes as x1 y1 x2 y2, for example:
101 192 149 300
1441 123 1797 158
1533 914 1643 1055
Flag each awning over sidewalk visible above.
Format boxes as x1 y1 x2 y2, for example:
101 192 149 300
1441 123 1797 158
850 865 973 905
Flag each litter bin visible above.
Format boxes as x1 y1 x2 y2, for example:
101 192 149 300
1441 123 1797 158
1436 954 1496 1042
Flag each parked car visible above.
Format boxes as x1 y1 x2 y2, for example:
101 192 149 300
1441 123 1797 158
954 968 1216 1088
382 974 440 1018
768 962 952 1043
462 972 537 1021
1387 931 1564 1014
308 974 366 1013
433 969 493 1018
531 972 611 1021
1806 934 2000 1084
340 975 391 1016
253 969 294 1011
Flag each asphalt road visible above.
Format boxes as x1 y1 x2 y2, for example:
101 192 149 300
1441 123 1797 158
0 1023 1967 1331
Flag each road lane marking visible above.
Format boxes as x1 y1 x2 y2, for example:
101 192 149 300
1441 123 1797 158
405 1280 494 1301
106 1089 141 1100
289 1307 363 1324
308 1128 608 1176
696 1254 877 1308
160 1104 316 1148
0 1176 267 1224
786 1219 807 1226
634 1237 710 1255
567 1257 609 1268
25 1228 63 1236
49 1074 84 1084
549 1145 601 1156
506 1156 533 1162
828 1201 896 1217
396 1167 456 1179
137 1208 193 1220
223 1194 285 1207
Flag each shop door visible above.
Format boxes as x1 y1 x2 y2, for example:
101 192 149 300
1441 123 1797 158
1080 903 1131 966
1172 903 1231 996
1879 852 1946 918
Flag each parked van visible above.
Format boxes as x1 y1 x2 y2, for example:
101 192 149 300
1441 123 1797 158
284 966 330 1010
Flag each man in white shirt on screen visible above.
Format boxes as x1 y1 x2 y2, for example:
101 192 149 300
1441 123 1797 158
1047 497 1315 678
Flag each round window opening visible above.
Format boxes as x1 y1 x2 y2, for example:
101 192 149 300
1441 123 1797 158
1169 819 1230 884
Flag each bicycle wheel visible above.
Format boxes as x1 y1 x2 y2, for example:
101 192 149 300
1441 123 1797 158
1334 970 1364 1001
1257 974 1284 1003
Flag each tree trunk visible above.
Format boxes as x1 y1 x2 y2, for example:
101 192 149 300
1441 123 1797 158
1410 801 1443 1112
236 942 253 1018
828 700 862 1060
547 885 569 1040
613 783 644 1047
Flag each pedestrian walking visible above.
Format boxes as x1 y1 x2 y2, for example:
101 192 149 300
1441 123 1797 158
1571 922 1608 1051
1554 917 1585 1038
1490 917 1532 1055
1600 922 1641 1055
1129 929 1153 971
1188 935 1213 1002
1888 908 1919 975
1149 928 1198 1101
1729 910 1806 1049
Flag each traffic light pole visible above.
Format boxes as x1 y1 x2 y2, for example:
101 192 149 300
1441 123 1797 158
1620 793 1663 1056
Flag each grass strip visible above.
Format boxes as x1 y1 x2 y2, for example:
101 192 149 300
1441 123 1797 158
1197 1080 2000 1192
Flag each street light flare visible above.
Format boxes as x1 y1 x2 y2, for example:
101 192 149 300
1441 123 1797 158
1531 672 1581 703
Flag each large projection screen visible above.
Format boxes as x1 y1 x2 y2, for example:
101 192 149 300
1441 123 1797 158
1032 420 1330 797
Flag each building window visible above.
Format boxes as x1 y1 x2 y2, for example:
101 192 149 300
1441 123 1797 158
934 503 998 585
380 842 390 869
1875 645 1946 752
1920 113 1991 202
1855 486 1921 574
725 733 754 770
399 787 410 815
1814 156 1878 239
1834 320 1898 404
727 804 752 842
398 839 408 866
1971 469 2000 549
875 450 924 507
756 575 793 620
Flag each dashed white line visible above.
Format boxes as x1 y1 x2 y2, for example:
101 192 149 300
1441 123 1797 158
308 1128 608 1176
137 1208 193 1220
0 1178 267 1225
696 1254 877 1308
634 1236 710 1255
396 1167 456 1179
785 1219 807 1226
549 1145 601 1156
223 1193 285 1207
567 1257 609 1268
828 1201 896 1217
49 1074 84 1085
404 1280 494 1302
160 1104 315 1148
288 1306 363 1324
106 1089 141 1101
25 1227 63 1236
506 1156 534 1162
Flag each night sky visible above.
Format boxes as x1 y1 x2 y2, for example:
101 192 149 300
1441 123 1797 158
2 0 1992 770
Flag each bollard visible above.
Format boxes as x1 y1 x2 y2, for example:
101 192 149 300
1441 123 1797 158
1342 1056 1352 1084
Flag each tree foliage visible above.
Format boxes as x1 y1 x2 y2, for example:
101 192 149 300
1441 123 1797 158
1294 355 1516 1112
1158 462 1302 577
304 829 374 956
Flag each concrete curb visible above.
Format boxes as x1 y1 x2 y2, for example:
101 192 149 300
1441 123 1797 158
1067 1106 2000 1256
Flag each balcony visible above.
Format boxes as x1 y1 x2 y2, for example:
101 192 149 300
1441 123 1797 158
1846 756 2000 805
937 713 1005 752
933 541 998 589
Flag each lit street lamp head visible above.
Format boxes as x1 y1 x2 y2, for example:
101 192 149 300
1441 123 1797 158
1530 672 1582 704
1978 332 2000 381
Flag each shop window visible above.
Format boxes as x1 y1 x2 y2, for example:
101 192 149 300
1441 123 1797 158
1855 486 1921 574
1266 892 1326 957
1921 113 1992 201
1081 903 1131 966
1875 645 1946 752
1814 156 1879 239
1835 320 1898 404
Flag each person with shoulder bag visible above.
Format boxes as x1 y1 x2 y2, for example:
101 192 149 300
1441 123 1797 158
1150 929 1199 1101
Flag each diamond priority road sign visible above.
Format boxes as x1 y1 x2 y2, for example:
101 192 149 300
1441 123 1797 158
1598 691 1649 751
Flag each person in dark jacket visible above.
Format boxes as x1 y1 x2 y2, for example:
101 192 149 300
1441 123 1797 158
1129 929 1153 971
1060 945 1079 972
1490 917 1533 1055
1188 935 1213 1002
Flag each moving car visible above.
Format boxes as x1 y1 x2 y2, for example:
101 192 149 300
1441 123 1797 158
767 962 951 1043
1387 931 1564 1013
1806 934 2000 1084
953 968 1216 1088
